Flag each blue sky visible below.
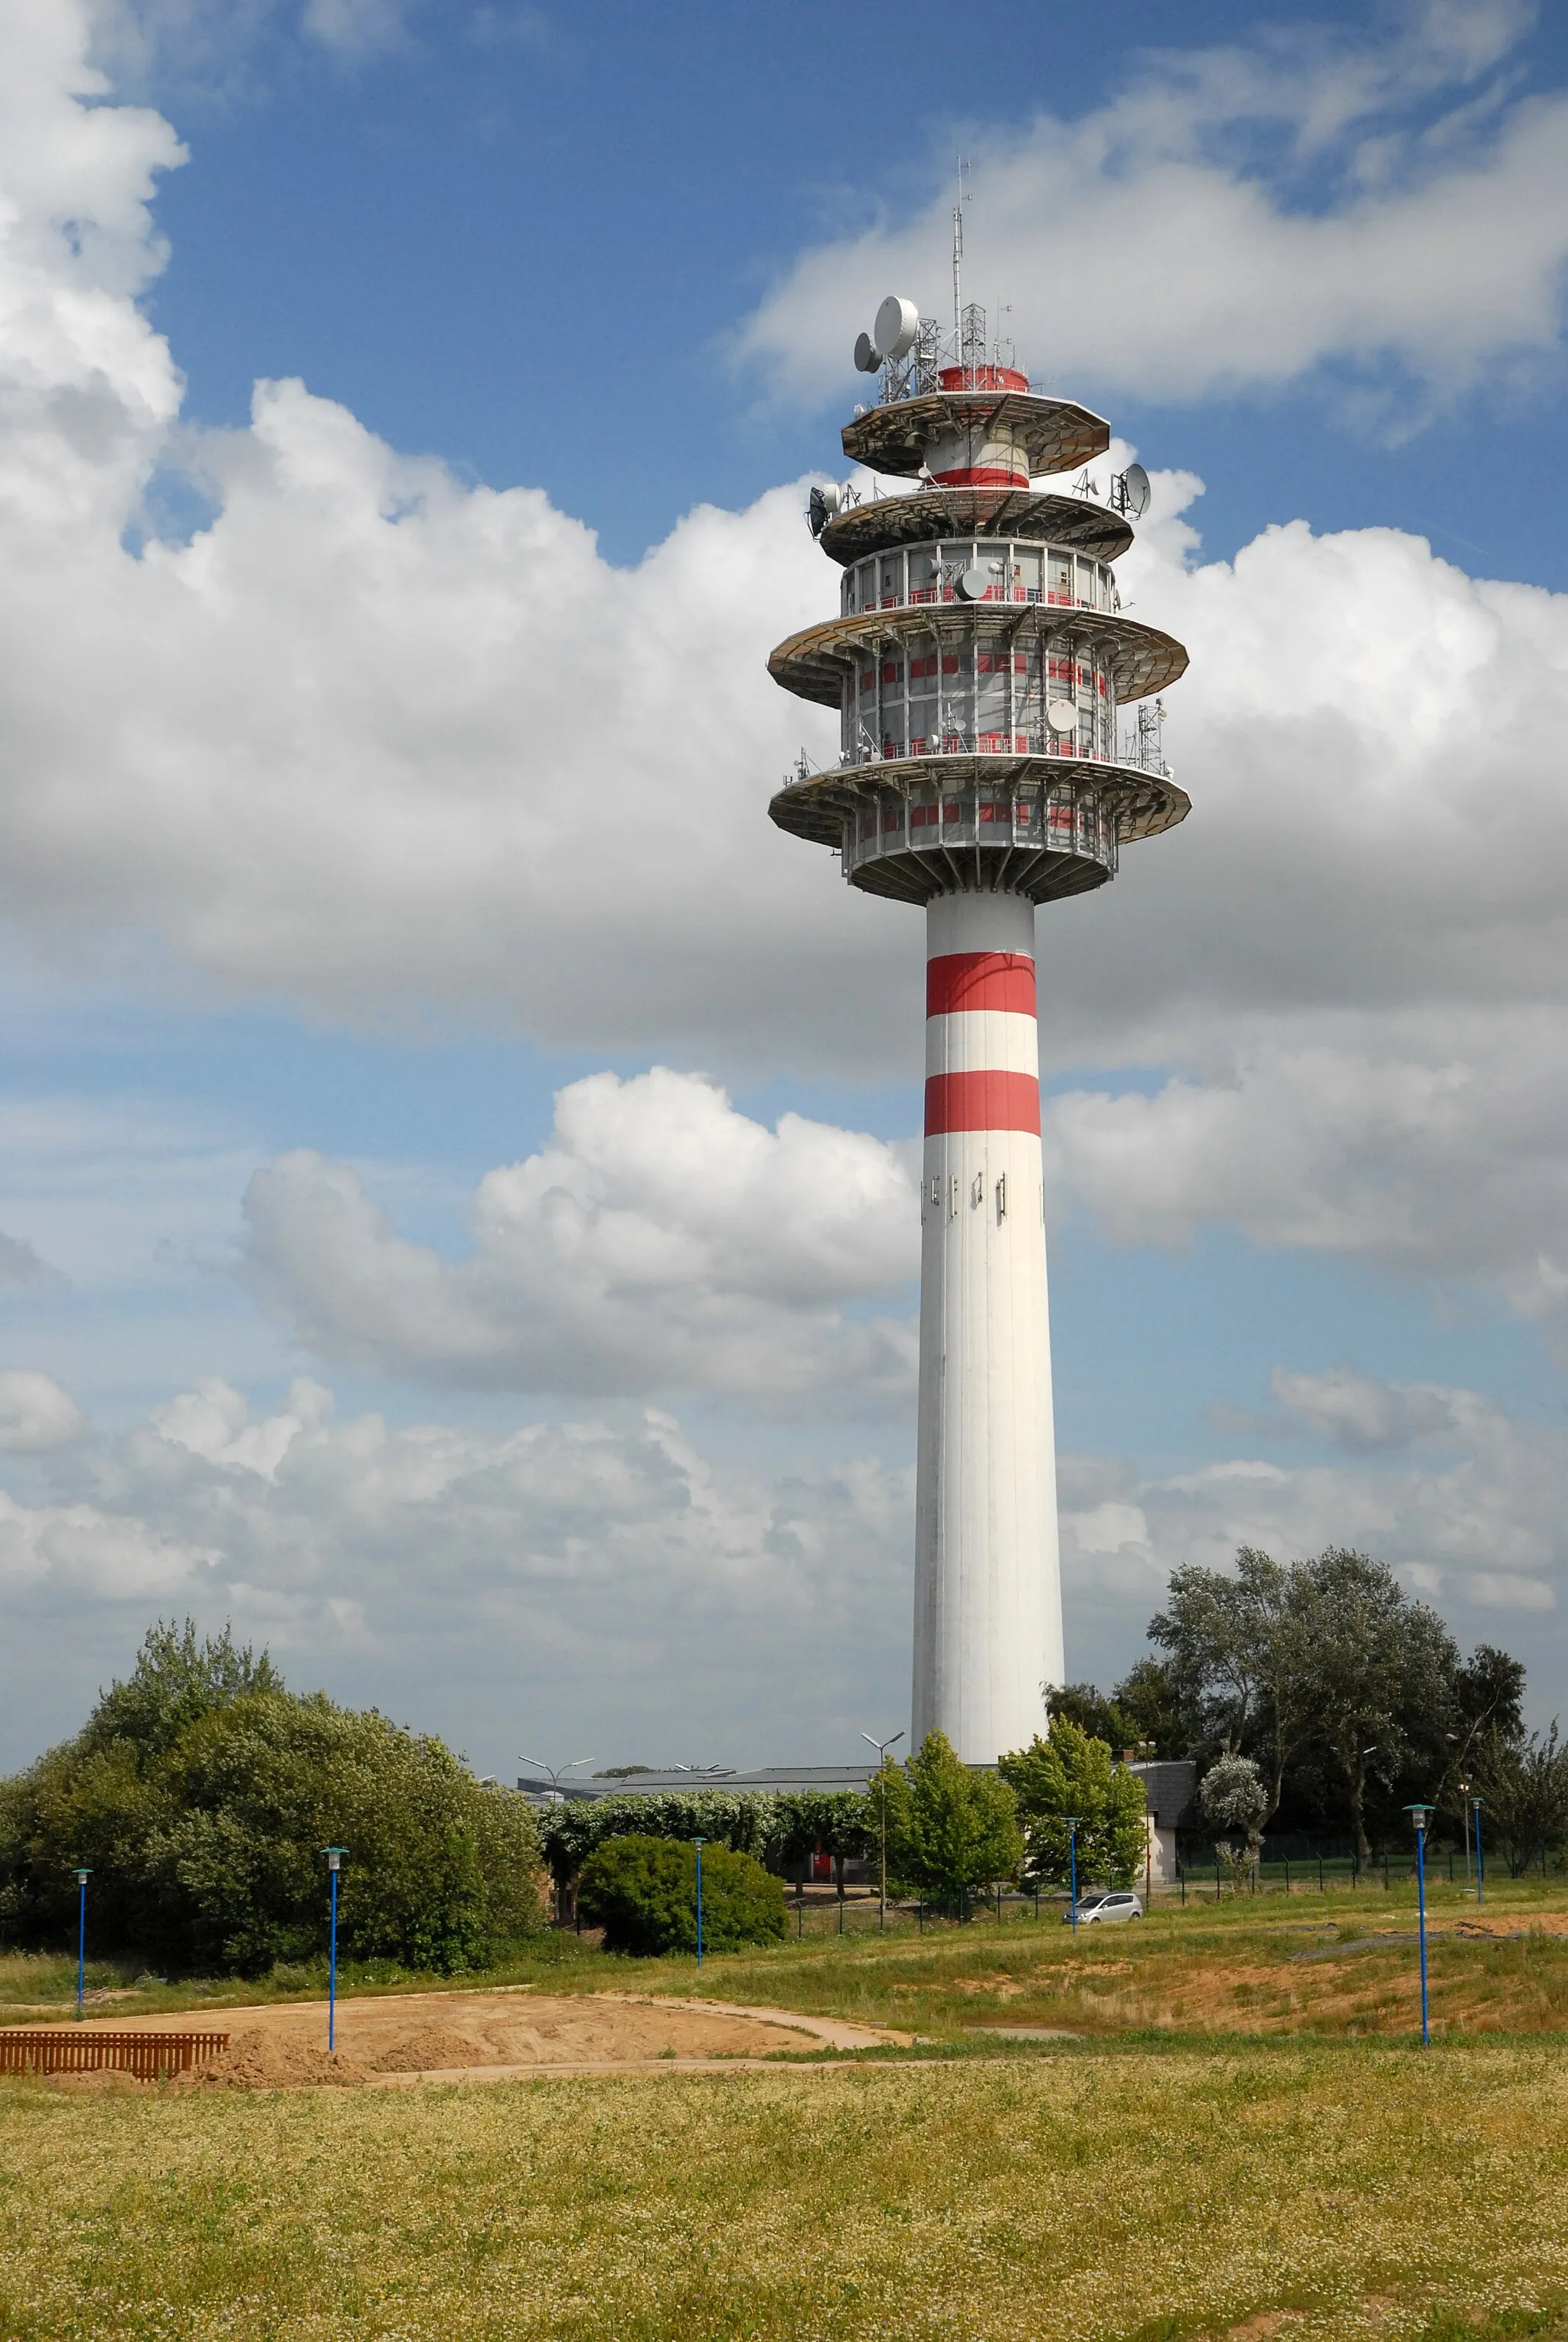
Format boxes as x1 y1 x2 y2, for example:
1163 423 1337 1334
2 0 1568 1772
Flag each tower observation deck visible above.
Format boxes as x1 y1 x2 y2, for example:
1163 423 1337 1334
768 294 1190 1764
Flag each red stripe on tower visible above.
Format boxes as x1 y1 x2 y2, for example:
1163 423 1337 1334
926 952 1037 1017
924 1070 1041 1135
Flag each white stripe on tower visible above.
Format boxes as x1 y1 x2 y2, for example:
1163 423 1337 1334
913 890 1064 1764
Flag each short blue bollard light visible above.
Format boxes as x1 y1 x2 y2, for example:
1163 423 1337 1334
323 1848 347 2053
73 1868 91 2020
1404 1805 1432 2046
1472 1797 1485 1908
1067 1818 1080 1936
693 1837 706 1970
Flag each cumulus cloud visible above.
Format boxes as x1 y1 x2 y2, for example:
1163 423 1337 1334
0 1370 916 1770
0 1371 84 1452
243 1067 920 1404
1058 1367 1568 1696
739 3 1568 424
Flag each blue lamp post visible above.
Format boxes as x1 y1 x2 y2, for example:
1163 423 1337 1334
1472 1797 1485 1907
72 1868 91 2020
1067 1818 1080 1936
1405 1805 1432 2046
693 1838 705 1970
323 1848 346 2052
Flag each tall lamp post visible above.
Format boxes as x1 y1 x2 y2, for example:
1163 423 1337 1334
693 1838 705 1971
519 1756 594 1923
861 1729 905 1930
72 1867 91 2020
1458 1779 1471 1885
1472 1796 1485 1907
1404 1805 1432 2046
324 1848 346 2053
1067 1817 1080 1936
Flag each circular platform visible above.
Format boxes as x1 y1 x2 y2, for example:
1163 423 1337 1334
769 603 1189 709
820 486 1134 565
842 389 1109 481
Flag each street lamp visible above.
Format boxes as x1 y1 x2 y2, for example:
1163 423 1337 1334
1472 1796 1485 1907
1458 1779 1471 1884
323 1849 347 2053
1404 1805 1432 2046
1067 1817 1081 1935
693 1838 705 1971
861 1730 905 1929
518 1754 593 1795
71 1868 91 2020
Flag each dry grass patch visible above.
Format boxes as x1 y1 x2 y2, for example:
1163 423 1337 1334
4 2047 1568 2339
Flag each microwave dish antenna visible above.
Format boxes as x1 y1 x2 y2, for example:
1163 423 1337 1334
854 330 881 374
874 294 920 364
1110 462 1151 519
1046 699 1078 733
806 482 844 538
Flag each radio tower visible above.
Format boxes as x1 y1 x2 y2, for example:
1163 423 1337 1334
769 292 1189 1763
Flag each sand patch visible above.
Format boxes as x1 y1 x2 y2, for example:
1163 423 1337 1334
47 2069 143 2095
181 2028 370 2089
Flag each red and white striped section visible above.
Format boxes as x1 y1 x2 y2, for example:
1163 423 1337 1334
913 890 1063 1762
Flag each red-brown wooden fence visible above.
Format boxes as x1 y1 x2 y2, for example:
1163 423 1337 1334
0 2029 229 2079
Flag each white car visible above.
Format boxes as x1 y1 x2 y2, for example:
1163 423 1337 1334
1063 1890 1144 1926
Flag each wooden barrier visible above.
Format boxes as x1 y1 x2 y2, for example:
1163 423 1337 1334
0 2030 229 2079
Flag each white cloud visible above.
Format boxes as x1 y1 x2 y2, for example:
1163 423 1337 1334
243 1066 920 1404
299 0 411 55
738 4 1568 426
1059 1367 1568 1697
0 1370 917 1770
0 1371 83 1453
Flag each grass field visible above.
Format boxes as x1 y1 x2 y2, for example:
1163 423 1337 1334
6 1883 1568 2340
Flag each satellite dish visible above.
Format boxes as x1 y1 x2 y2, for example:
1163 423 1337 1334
874 294 919 364
853 330 881 374
1047 699 1078 733
955 567 988 601
1122 462 1151 518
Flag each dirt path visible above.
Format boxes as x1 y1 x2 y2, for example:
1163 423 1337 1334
50 1986 906 2086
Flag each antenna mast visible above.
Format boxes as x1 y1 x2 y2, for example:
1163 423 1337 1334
952 155 969 353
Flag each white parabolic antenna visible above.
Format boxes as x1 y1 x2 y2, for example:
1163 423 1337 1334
956 567 988 601
874 294 920 364
853 329 880 374
1046 699 1077 733
1122 462 1151 518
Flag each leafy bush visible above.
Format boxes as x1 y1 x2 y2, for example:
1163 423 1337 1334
577 1834 786 1956
0 1622 545 1975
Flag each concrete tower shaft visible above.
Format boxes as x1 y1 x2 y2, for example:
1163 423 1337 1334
767 299 1190 1764
916 889 1062 1759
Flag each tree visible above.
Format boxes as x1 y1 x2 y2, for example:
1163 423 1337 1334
880 1733 1022 1905
0 1622 543 1972
1470 1725 1568 1877
1285 1549 1459 1866
1110 1658 1198 1759
1047 1684 1123 1745
1149 1549 1305 1825
998 1720 1148 1890
577 1835 786 1956
1197 1752 1269 1866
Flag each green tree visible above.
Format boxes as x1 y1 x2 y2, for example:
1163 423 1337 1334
577 1835 786 1955
882 1733 1022 1905
1111 1658 1199 1759
1284 1549 1460 1865
1469 1724 1568 1877
1149 1548 1305 1825
998 1720 1148 1890
0 1622 542 1972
